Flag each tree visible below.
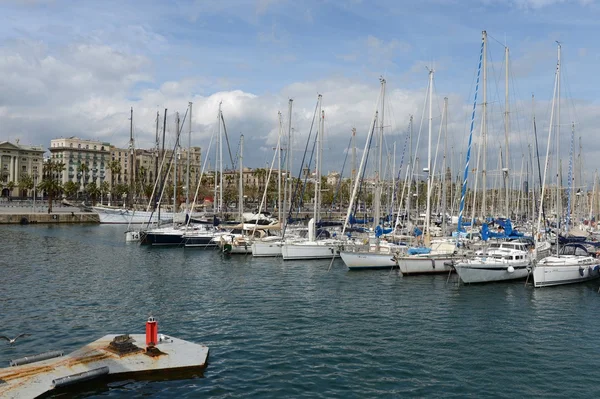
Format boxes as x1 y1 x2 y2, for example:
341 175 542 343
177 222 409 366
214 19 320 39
107 160 121 204
77 163 89 194
5 181 15 200
99 181 110 204
114 183 128 204
85 182 100 204
63 181 78 199
18 174 34 197
38 160 65 212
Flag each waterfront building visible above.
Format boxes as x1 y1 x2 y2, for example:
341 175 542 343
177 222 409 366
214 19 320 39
49 137 111 192
0 140 45 198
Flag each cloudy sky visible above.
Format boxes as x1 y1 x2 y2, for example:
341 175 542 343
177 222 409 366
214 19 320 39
2 0 599 184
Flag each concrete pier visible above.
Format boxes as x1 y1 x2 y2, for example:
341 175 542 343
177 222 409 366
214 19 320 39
0 204 99 224
0 333 209 398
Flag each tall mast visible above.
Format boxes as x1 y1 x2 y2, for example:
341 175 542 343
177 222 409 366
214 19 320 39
442 97 448 234
284 99 293 224
154 110 160 207
239 134 244 222
277 111 283 225
219 102 224 216
481 30 488 219
186 102 192 210
373 78 386 229
407 115 413 225
556 42 562 230
504 46 510 219
128 107 134 208
158 109 167 222
174 112 179 214
351 127 357 199
425 68 433 242
314 95 322 225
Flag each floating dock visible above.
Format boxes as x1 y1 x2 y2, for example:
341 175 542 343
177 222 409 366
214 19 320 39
0 333 209 398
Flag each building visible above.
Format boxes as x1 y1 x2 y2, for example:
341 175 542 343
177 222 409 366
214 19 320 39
0 140 45 197
326 171 341 187
49 137 111 191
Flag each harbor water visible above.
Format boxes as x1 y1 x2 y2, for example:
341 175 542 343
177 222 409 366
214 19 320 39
1 224 599 398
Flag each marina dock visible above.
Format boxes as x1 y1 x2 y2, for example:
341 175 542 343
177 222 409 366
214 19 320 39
0 205 99 224
0 333 209 398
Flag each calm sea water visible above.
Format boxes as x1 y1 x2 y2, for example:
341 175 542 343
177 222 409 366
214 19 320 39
1 224 600 398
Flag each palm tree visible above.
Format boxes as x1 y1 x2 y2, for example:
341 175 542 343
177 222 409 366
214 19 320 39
5 181 15 200
77 163 89 196
18 174 34 198
107 160 121 205
99 181 110 204
39 160 65 212
85 182 100 204
63 181 78 199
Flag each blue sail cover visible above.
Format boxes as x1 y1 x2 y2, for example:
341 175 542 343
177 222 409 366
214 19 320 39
481 218 526 241
408 247 432 255
375 225 393 238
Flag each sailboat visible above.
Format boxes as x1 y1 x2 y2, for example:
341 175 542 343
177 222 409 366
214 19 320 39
281 95 345 261
532 42 600 287
93 108 174 224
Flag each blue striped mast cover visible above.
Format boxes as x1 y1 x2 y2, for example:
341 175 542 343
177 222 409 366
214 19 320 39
457 38 484 236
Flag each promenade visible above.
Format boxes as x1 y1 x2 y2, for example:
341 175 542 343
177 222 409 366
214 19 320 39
0 199 99 224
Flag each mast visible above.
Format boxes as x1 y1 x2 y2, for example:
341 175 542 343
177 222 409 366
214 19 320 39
219 102 224 217
407 115 413 225
351 127 357 199
174 112 179 214
239 134 244 222
277 111 283 225
284 99 293 225
504 45 510 219
556 42 562 231
158 109 167 222
128 107 134 208
186 102 192 210
372 78 386 230
481 30 488 219
154 110 160 209
425 68 433 242
442 97 448 234
314 95 322 225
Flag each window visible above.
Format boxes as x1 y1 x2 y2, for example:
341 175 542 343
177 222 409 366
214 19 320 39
78 144 81 148
86 145 89 149
94 146 97 150
70 143 73 148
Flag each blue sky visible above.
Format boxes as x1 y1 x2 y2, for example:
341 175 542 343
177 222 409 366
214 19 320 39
1 0 600 179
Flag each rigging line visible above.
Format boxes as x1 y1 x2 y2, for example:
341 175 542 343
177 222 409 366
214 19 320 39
352 118 377 224
220 112 236 170
329 136 352 217
283 98 319 238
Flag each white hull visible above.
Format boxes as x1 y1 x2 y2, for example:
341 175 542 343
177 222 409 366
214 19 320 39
397 256 454 275
93 206 173 224
281 241 340 260
340 251 396 270
251 241 283 257
533 256 600 287
454 262 530 284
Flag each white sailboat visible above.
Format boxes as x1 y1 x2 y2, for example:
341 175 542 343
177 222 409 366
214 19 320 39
454 240 533 284
533 42 600 287
281 95 345 261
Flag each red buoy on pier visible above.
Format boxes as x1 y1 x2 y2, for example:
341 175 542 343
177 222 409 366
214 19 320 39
146 316 158 346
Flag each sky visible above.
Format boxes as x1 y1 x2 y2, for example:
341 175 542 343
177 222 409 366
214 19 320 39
2 0 600 185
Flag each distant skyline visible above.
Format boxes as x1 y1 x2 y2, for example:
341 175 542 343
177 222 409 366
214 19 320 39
2 0 600 184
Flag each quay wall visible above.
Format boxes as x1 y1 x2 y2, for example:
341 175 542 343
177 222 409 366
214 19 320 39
0 212 99 224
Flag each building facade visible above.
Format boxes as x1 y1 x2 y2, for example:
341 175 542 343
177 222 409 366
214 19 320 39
49 137 111 191
0 141 45 197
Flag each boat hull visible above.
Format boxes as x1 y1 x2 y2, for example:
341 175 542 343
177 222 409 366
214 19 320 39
340 251 396 270
140 231 184 246
251 241 283 257
454 263 530 284
281 242 340 260
397 256 454 275
533 258 600 287
93 207 173 224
